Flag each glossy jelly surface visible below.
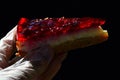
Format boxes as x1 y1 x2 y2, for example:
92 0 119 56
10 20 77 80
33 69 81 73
17 17 105 42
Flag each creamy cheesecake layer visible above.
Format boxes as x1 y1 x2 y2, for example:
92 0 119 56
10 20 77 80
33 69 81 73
16 26 108 57
48 26 108 53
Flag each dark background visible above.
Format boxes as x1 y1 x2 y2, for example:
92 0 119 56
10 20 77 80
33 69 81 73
0 1 119 80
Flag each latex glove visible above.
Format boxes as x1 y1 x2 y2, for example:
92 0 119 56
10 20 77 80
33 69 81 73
0 26 67 80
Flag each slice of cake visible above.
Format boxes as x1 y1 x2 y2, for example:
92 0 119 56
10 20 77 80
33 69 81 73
16 17 108 57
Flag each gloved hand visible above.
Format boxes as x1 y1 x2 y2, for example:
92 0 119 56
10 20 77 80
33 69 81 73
0 26 67 80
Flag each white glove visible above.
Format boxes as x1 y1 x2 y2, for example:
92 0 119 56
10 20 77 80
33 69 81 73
0 26 67 80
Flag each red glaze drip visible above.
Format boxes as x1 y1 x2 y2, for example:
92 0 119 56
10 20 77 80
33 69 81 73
17 17 105 42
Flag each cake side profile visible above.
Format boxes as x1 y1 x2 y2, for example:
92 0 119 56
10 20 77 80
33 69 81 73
16 17 108 57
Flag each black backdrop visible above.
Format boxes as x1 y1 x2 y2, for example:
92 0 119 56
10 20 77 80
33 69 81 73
0 1 119 80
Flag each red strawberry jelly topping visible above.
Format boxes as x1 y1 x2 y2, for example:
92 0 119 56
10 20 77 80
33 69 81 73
17 17 105 42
